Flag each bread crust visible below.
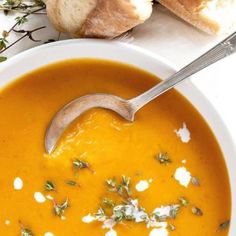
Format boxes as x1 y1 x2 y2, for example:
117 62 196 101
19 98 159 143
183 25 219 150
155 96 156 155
44 0 63 32
159 0 228 34
177 0 209 11
45 0 152 38
80 0 141 38
44 0 97 33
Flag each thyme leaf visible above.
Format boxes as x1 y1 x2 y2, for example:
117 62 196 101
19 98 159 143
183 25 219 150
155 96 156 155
106 176 132 199
179 197 189 207
0 56 7 62
169 205 180 219
15 15 28 25
94 207 106 221
155 152 171 165
19 221 33 236
102 198 115 208
106 178 116 188
218 220 230 231
191 176 200 186
192 206 203 216
45 180 55 191
73 159 94 173
21 228 33 236
168 224 176 231
0 37 8 50
66 180 78 187
53 198 69 217
73 159 88 169
153 205 180 220
121 175 132 196
112 205 127 222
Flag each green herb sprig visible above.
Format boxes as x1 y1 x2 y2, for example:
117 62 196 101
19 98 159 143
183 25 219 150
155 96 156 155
45 180 56 191
0 0 46 61
179 197 189 207
73 159 94 173
19 221 33 236
102 198 115 208
191 176 200 186
0 0 46 15
155 152 172 165
192 206 203 216
53 198 69 217
106 175 132 199
94 207 106 221
218 220 230 231
66 180 79 187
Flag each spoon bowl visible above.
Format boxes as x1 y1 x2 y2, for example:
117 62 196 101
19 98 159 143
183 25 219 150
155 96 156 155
45 93 135 154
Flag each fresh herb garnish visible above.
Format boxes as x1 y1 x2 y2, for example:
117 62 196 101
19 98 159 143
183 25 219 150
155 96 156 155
94 207 106 221
0 37 8 50
169 224 176 231
15 15 28 25
179 197 189 207
135 171 142 176
106 175 132 199
112 205 126 222
53 198 69 217
155 152 171 165
169 205 180 219
102 198 115 208
121 175 132 196
153 205 180 220
218 220 230 231
106 178 116 189
73 159 94 173
0 1 46 59
0 0 46 14
21 228 33 236
192 206 203 216
45 181 55 191
19 221 33 236
66 180 78 187
191 176 200 186
0 56 7 62
84 176 187 231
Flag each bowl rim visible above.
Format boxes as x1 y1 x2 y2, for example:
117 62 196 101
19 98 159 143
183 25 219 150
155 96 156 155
0 39 235 234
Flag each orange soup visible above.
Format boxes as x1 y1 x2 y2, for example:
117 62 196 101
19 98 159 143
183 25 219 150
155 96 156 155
0 59 231 236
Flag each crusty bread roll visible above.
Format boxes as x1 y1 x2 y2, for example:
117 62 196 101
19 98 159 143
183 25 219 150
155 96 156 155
45 0 153 38
159 0 236 35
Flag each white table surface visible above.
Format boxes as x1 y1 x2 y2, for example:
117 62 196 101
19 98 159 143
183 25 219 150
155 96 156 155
1 4 236 143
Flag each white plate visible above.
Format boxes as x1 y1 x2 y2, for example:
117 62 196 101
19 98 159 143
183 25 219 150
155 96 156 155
0 39 235 235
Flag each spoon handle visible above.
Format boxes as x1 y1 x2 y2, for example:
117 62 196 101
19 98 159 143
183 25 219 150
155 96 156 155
130 31 236 111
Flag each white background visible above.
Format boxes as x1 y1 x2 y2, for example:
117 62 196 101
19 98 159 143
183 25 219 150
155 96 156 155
1 4 236 143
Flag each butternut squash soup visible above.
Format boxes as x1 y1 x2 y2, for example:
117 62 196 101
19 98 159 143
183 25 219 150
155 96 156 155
0 59 231 236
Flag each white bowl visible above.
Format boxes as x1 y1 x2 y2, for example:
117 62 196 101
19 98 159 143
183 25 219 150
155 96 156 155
0 39 235 234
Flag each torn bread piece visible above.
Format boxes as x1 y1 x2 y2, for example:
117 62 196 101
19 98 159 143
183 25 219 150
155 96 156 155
159 0 236 35
45 0 153 38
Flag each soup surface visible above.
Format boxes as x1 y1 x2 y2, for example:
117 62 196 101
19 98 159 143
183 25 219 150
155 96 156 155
0 59 231 236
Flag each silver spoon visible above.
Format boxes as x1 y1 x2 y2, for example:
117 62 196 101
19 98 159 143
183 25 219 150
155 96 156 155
45 32 236 154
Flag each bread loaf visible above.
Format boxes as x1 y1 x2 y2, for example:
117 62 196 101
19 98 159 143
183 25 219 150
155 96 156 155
45 0 153 38
159 0 236 34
